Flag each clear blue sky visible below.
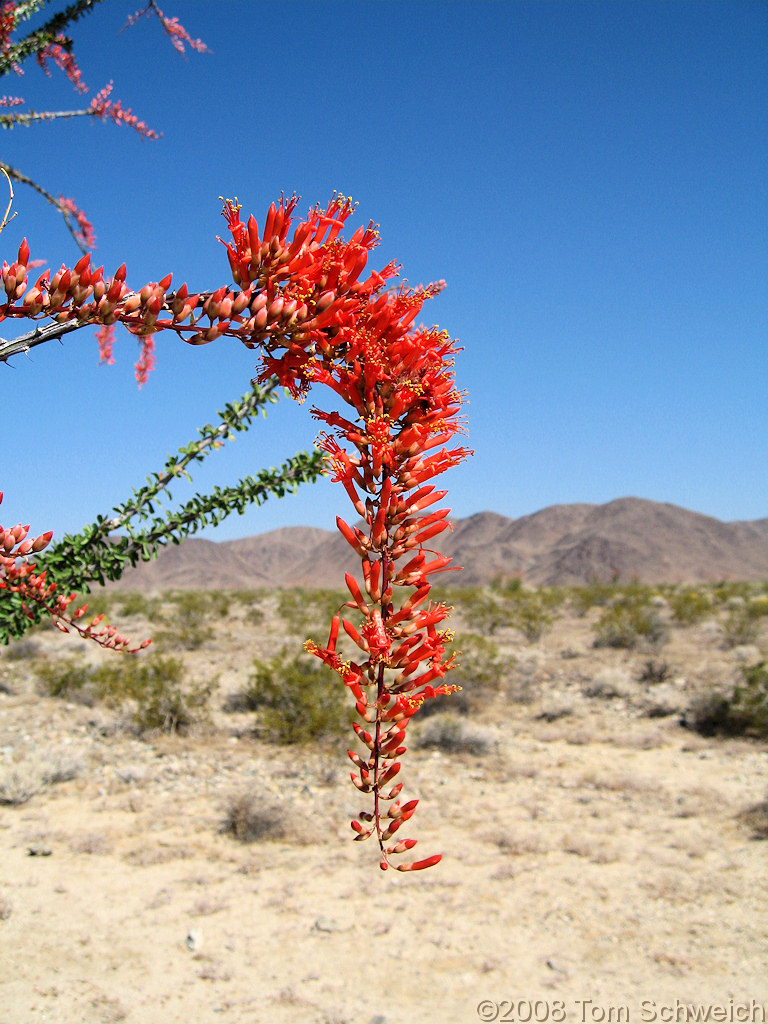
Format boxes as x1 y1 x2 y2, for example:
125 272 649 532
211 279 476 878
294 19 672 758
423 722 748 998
2 0 766 543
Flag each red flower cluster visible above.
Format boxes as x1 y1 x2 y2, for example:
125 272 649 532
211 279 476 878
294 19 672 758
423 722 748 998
57 196 96 249
0 493 150 651
220 196 473 869
90 82 160 140
36 36 88 93
0 196 471 868
123 2 209 55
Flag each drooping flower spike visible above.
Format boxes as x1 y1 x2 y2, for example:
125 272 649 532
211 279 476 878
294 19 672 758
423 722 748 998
0 195 472 869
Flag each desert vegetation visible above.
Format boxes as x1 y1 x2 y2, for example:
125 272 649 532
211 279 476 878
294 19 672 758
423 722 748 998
12 579 768 744
1 578 767 1019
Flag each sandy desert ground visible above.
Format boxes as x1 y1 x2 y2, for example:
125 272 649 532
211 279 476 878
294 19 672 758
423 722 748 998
0 586 766 1024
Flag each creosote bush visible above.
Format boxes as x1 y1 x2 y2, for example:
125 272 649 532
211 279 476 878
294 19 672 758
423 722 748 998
447 632 508 691
685 661 768 740
116 655 214 734
738 795 768 840
35 653 213 733
0 750 81 806
721 605 762 649
155 591 230 650
569 579 621 615
117 592 163 620
668 587 714 626
276 588 348 636
456 584 558 641
593 594 667 650
243 651 351 745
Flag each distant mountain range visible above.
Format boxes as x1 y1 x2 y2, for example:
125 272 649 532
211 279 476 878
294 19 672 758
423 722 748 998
102 497 768 591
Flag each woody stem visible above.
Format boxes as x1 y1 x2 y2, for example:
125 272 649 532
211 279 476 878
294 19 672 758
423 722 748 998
373 491 391 854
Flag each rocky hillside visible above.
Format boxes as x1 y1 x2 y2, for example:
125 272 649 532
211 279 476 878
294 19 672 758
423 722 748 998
102 497 768 590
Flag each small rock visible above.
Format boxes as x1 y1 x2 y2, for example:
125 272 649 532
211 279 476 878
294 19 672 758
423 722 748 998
27 844 52 857
114 764 146 784
313 916 341 933
546 958 569 977
186 928 203 951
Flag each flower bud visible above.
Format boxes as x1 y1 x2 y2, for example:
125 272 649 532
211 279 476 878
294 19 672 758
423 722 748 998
32 531 54 552
316 290 335 313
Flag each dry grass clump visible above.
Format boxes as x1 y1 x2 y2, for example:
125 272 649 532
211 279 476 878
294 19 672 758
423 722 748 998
582 667 632 699
413 712 496 756
220 792 288 843
0 750 82 806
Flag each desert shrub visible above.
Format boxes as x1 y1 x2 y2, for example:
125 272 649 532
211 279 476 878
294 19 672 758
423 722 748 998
507 591 553 641
738 796 768 840
413 712 495 756
277 588 341 635
230 590 265 616
684 662 768 740
684 691 734 736
311 588 351 627
638 659 673 684
583 668 632 699
220 791 287 842
490 574 522 592
117 592 163 619
669 588 714 626
244 651 350 744
539 585 568 610
415 632 509 718
2 637 42 661
0 763 46 805
35 656 92 701
37 653 212 733
593 595 667 650
721 605 761 648
458 588 511 636
95 654 213 733
729 662 768 738
448 632 508 690
276 588 309 632
570 579 620 616
156 592 218 650
711 581 753 606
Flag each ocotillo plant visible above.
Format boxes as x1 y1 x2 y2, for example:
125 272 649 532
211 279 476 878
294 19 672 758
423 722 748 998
1 193 473 868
